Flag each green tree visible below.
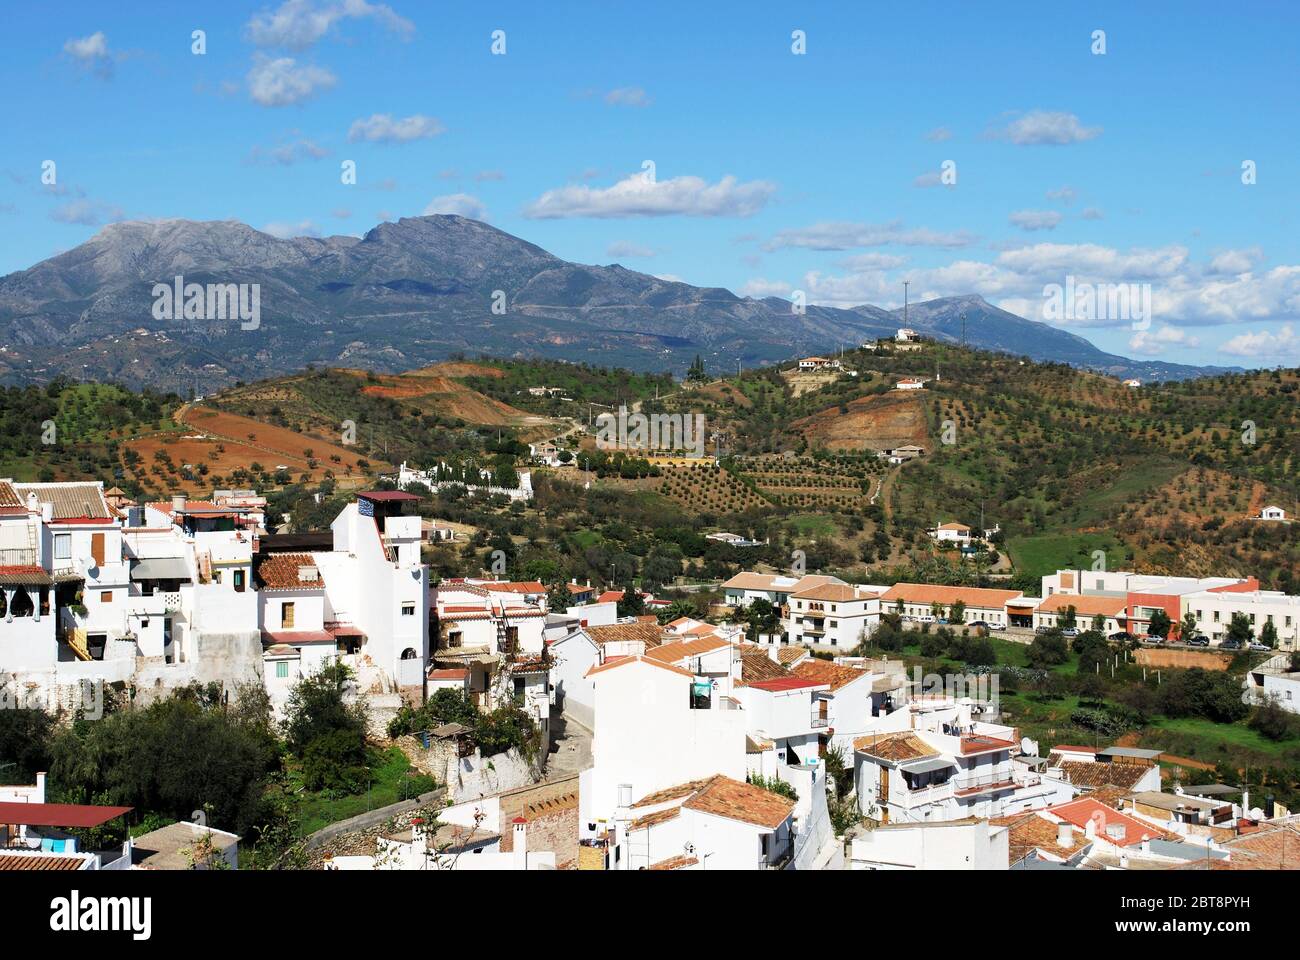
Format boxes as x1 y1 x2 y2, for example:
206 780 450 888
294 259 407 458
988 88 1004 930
1225 612 1254 646
1147 608 1172 639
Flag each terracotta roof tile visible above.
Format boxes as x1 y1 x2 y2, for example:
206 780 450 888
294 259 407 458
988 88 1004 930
256 553 322 590
792 658 869 692
587 621 666 647
683 775 795 829
881 583 1023 608
738 647 790 685
1055 760 1151 792
853 731 940 763
647 854 698 871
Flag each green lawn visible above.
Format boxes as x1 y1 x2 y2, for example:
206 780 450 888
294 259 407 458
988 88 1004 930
785 513 838 538
1006 532 1130 580
289 747 436 837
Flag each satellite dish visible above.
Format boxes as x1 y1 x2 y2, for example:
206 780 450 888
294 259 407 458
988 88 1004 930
80 556 98 576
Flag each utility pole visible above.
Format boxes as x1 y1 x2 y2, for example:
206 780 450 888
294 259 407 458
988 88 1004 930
903 281 910 326
960 310 967 347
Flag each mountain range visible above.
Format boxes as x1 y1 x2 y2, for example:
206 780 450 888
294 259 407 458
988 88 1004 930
0 215 1237 393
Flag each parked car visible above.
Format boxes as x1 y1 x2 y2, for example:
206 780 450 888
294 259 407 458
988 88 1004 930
1061 627 1079 638
968 620 988 629
1034 626 1050 635
1185 635 1210 647
1139 635 1163 645
1109 631 1135 642
987 622 1006 631
1220 640 1242 650
1249 642 1271 652
917 615 936 624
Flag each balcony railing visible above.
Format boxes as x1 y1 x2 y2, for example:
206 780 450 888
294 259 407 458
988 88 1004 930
0 548 38 566
810 710 828 729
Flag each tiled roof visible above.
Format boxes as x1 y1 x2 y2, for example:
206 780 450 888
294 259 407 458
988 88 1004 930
853 731 939 763
792 658 868 692
990 811 1091 864
629 806 682 830
482 580 546 594
1213 823 1300 869
644 635 731 664
936 522 971 531
0 481 22 508
880 583 1023 608
584 655 692 680
1037 594 1128 617
683 775 796 829
0 565 53 585
1056 760 1151 792
738 646 791 685
587 621 666 647
1047 797 1176 847
791 582 877 602
748 676 825 693
428 668 468 680
776 646 809 666
12 482 111 520
632 779 711 807
0 852 88 871
648 854 698 871
256 553 322 590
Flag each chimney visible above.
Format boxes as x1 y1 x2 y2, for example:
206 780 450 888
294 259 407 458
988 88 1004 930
172 494 187 513
1119 852 1128 869
1056 822 1072 849
1242 788 1250 813
1084 818 1097 840
26 492 39 512
1140 837 1150 854
512 817 528 869
40 503 53 524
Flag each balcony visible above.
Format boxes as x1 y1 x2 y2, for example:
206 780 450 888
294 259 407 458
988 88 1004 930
0 548 38 566
952 771 1022 797
897 780 954 807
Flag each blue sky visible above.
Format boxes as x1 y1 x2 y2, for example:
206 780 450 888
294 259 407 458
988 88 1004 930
3 1 1298 368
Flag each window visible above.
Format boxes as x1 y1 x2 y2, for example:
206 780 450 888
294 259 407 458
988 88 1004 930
401 603 415 616
276 661 289 679
233 570 245 593
141 618 150 629
1213 611 1220 623
281 602 295 628
212 571 222 584
54 534 71 560
100 591 113 603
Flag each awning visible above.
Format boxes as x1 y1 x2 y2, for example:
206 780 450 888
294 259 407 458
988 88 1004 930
900 757 957 775
0 801 133 828
130 557 190 581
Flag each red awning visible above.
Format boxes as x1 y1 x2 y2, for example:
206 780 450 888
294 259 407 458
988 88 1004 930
261 629 335 645
0 802 133 828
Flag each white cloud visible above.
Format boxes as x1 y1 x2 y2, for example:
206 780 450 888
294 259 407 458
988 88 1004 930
423 193 486 219
524 172 776 219
607 240 656 259
913 171 947 188
788 240 1300 331
924 126 953 142
1220 325 1299 360
740 278 794 298
764 220 978 252
261 219 320 238
1008 209 1063 232
347 113 445 143
246 136 330 165
1208 248 1263 275
836 253 908 271
994 110 1102 145
1128 325 1201 356
247 55 336 106
246 0 414 50
63 31 114 79
50 199 123 226
1046 185 1077 204
604 87 652 108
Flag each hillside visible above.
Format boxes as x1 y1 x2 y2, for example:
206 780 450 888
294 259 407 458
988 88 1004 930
0 216 1230 392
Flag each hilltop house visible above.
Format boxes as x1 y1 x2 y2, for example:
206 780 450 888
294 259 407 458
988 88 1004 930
797 357 841 372
928 522 973 545
895 377 927 390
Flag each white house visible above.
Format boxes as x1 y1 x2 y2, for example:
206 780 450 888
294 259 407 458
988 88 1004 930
785 581 881 649
1259 505 1288 522
850 817 1010 870
853 701 1074 824
622 774 796 870
895 377 927 390
797 357 841 372
929 522 973 545
895 328 919 342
